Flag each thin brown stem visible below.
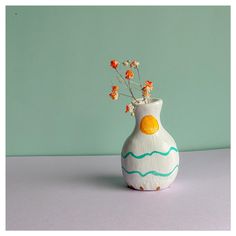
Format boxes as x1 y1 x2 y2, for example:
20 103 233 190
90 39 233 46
117 77 141 93
128 80 138 102
136 67 143 90
115 68 138 102
129 80 141 86
132 86 143 91
115 69 129 89
136 67 146 102
119 93 133 98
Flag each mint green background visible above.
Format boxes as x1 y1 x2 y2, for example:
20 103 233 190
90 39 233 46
6 6 230 156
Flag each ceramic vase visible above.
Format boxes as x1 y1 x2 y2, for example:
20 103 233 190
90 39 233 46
121 98 179 191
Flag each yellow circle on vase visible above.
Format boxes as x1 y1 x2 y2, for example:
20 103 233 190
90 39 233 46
140 115 159 135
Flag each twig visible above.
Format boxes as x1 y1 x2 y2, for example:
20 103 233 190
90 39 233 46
119 93 133 98
118 78 141 91
115 69 129 89
115 68 138 102
128 80 138 102
136 67 146 102
136 67 143 90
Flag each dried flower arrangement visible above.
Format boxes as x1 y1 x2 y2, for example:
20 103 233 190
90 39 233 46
108 59 155 116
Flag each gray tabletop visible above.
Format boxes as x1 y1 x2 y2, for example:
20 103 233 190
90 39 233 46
6 149 230 230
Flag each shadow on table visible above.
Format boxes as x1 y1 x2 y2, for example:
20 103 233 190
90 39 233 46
28 168 127 191
79 174 127 190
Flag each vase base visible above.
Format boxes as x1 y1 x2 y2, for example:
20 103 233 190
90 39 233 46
127 184 163 191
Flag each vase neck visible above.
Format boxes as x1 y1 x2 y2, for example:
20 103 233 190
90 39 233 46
134 99 163 124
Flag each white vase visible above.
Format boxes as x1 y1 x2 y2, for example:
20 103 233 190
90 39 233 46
121 98 179 191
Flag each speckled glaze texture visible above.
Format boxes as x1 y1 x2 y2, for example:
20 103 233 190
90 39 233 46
121 98 179 191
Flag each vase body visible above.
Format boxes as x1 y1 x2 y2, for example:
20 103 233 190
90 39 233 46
121 98 179 191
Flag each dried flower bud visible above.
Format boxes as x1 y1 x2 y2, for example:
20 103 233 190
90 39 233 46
130 60 140 68
112 85 119 92
145 80 153 90
125 103 135 113
110 60 119 69
109 91 119 100
142 85 151 97
122 61 129 66
125 70 134 80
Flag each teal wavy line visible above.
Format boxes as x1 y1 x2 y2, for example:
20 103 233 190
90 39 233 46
122 146 178 159
122 165 179 177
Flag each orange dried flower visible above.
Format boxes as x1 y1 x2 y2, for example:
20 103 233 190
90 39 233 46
109 91 119 100
145 80 153 90
125 104 130 113
142 85 151 97
125 70 134 80
125 104 135 115
112 85 119 92
110 60 119 69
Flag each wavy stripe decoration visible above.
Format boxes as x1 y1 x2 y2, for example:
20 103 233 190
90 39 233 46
122 165 179 177
122 146 178 159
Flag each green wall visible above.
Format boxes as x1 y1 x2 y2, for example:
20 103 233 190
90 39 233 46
6 6 230 156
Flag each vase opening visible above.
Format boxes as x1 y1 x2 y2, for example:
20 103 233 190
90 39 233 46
132 98 162 107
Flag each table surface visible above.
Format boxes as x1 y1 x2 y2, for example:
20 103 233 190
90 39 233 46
6 149 230 230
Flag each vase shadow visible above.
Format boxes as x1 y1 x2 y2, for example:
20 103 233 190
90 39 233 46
81 174 126 190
